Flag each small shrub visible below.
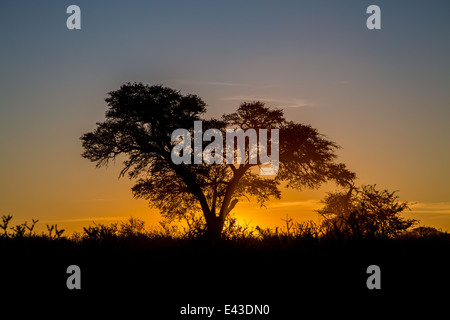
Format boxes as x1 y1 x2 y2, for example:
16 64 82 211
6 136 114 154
26 219 39 236
11 223 27 238
1 215 13 237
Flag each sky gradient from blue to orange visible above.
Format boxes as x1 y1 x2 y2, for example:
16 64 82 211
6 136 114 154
1 1 449 233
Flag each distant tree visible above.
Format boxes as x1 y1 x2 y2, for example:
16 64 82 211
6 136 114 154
318 184 418 239
407 226 445 238
81 83 355 237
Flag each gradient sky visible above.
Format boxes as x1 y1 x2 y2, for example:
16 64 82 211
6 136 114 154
1 0 449 233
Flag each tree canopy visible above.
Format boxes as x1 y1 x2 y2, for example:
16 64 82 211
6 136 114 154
81 83 355 237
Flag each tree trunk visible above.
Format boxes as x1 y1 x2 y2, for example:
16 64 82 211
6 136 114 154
205 215 225 239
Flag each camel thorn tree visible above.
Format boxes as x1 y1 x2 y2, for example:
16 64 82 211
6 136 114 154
81 83 355 238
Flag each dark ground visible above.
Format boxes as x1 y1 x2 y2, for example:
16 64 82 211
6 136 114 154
1 236 449 318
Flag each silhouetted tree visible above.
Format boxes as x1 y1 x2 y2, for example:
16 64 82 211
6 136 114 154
318 184 418 239
81 83 355 237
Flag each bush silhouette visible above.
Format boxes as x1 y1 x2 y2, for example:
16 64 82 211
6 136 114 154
317 184 418 239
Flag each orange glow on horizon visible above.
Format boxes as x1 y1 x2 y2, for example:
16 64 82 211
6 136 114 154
19 183 450 236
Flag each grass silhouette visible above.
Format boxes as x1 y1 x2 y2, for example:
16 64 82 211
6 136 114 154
1 214 448 318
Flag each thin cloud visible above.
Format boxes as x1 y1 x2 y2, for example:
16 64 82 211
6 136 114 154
410 202 450 216
268 200 322 209
40 216 130 223
333 80 351 86
222 95 314 108
173 79 250 87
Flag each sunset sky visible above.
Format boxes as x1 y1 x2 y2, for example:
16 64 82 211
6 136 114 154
1 0 449 233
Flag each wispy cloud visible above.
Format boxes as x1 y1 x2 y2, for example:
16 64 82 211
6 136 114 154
173 79 250 87
40 216 129 223
172 79 287 89
332 80 351 86
172 79 314 107
222 95 314 108
410 202 450 216
267 200 322 209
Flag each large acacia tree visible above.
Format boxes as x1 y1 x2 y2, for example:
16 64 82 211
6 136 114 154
81 82 355 237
